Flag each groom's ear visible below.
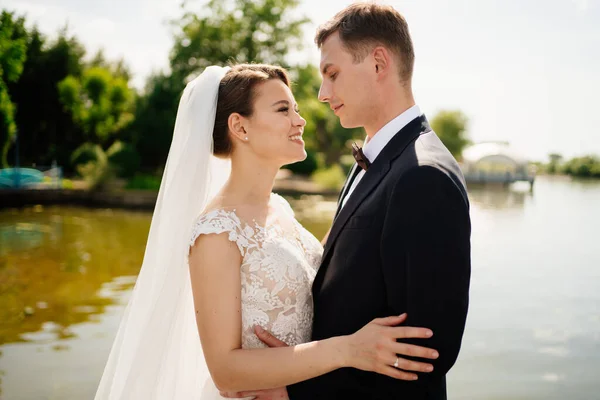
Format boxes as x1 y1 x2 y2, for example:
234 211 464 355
372 46 391 78
228 113 248 141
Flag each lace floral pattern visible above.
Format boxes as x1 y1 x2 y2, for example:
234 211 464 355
189 193 323 348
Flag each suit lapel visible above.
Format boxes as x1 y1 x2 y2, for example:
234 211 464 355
322 159 390 261
316 115 431 290
334 163 360 219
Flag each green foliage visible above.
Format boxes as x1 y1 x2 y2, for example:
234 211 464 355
171 0 309 79
61 178 74 189
58 66 134 143
128 73 182 169
106 140 141 178
541 154 600 179
130 0 310 171
70 142 102 166
548 153 563 163
126 173 162 191
561 156 600 178
88 49 132 81
311 164 346 190
284 148 319 175
8 25 86 171
70 142 113 190
430 110 470 159
58 65 136 187
0 11 27 167
5 3 491 193
546 153 563 174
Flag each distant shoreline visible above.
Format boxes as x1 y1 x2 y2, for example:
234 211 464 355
0 179 339 211
3 174 596 211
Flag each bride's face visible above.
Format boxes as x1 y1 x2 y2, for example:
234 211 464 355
242 79 307 166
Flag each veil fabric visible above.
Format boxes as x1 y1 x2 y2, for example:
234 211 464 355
95 66 231 399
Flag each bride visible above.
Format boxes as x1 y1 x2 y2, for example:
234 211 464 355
95 64 437 399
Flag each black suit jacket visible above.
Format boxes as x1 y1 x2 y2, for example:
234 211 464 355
288 115 471 400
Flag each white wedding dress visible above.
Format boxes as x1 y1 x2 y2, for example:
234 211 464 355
189 193 323 398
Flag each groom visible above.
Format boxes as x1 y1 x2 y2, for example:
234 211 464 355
227 3 471 399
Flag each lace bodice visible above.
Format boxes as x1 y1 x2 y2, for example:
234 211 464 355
189 193 323 348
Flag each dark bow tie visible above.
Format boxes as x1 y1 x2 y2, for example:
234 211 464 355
352 142 371 171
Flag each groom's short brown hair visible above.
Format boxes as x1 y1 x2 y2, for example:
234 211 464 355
315 3 415 82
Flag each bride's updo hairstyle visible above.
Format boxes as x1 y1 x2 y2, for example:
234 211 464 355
212 64 291 158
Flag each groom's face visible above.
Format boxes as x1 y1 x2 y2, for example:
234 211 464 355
318 32 377 129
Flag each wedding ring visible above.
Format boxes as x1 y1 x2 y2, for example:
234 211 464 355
393 357 399 368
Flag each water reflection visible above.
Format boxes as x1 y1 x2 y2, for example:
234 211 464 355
0 222 48 254
0 199 337 349
287 194 337 240
0 206 149 345
1 177 599 399
467 182 532 209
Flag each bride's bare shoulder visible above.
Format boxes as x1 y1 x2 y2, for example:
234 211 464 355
202 195 268 226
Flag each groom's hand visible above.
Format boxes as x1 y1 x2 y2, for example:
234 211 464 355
254 325 289 348
220 388 289 399
236 327 290 399
219 327 291 399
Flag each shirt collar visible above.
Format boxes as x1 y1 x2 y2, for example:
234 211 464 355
363 105 421 163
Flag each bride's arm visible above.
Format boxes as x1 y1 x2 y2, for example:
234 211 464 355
189 233 435 393
189 232 344 392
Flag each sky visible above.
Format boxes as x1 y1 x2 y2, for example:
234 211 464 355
1 0 599 161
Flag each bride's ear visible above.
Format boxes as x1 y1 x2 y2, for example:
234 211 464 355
228 113 249 142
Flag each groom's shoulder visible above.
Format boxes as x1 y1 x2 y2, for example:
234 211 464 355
391 131 460 173
414 130 460 166
388 130 468 200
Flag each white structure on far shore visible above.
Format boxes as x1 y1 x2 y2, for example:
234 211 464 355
461 141 535 188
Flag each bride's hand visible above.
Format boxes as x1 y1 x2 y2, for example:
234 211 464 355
344 313 438 380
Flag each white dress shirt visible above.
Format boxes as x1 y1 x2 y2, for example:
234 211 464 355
340 105 422 209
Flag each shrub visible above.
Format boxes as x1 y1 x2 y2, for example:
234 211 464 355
311 164 346 190
284 149 319 176
126 173 161 190
106 141 141 178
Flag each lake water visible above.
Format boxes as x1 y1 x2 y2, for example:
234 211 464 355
1 176 599 399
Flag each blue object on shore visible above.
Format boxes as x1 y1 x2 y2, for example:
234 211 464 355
0 168 44 188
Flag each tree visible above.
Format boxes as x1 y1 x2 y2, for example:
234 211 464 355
8 25 86 171
132 0 310 170
547 153 563 174
0 11 27 167
58 66 136 187
128 73 182 170
171 0 309 80
561 155 600 178
89 48 132 81
430 110 470 160
548 153 563 163
58 67 134 143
